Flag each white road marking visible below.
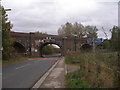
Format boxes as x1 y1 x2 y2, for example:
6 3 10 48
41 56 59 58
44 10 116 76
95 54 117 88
16 64 30 69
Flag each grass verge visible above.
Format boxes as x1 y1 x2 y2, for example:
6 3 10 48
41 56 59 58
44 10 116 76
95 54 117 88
66 69 91 88
3 57 28 65
65 51 118 88
65 52 81 64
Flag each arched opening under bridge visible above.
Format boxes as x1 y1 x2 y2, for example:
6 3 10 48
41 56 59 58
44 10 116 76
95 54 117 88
80 44 92 51
39 42 62 57
13 42 26 53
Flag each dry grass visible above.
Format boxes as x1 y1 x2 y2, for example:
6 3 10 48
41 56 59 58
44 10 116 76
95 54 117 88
65 51 119 88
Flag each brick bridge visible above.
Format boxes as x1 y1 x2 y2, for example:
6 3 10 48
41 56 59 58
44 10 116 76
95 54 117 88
11 32 93 57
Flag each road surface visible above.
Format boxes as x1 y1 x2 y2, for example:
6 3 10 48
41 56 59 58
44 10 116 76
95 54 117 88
3 58 59 88
43 53 61 58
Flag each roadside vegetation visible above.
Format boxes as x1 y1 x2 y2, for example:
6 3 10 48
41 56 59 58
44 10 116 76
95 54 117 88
59 21 120 88
42 44 60 56
1 6 23 64
3 57 28 65
65 51 119 88
66 69 91 88
1 6 14 60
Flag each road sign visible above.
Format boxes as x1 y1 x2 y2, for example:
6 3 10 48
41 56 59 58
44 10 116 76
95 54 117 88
87 38 104 43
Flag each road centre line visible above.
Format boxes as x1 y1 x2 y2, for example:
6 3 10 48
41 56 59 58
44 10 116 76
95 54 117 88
16 64 30 69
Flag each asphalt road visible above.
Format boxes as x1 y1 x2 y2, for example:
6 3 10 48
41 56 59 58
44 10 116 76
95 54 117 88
2 58 58 88
43 53 61 58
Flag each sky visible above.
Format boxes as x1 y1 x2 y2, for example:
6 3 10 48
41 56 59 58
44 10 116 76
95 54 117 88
1 0 119 39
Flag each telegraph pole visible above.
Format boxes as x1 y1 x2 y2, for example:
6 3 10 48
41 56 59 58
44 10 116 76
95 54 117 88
117 1 120 87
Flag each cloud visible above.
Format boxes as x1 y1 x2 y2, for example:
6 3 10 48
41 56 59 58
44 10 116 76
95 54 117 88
2 0 118 38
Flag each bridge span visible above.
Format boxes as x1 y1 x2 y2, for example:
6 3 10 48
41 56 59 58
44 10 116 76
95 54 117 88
11 32 92 57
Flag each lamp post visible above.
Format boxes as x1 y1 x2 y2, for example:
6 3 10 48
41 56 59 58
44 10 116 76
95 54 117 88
117 1 120 87
5 9 11 11
118 1 120 57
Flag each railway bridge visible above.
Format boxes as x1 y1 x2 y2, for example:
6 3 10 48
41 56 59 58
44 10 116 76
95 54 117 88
11 32 93 57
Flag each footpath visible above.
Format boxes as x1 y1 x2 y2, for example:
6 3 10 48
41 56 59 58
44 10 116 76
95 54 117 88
39 57 65 88
32 57 80 89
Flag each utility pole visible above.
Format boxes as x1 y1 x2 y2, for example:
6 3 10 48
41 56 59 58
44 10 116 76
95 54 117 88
117 1 120 87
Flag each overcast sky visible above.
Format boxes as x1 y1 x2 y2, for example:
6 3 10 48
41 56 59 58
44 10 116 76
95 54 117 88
2 0 119 39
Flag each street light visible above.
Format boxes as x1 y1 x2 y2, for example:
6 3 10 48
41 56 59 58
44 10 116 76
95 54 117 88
117 2 120 86
5 9 11 11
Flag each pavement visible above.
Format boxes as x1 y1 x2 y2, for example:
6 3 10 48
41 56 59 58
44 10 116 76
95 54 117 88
32 57 80 88
37 57 66 88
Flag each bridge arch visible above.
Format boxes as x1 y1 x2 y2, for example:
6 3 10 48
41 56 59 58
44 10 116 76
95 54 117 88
13 41 26 53
80 43 92 51
39 42 62 57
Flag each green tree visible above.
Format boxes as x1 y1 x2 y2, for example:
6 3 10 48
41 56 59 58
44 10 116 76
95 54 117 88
110 26 120 87
97 39 111 49
73 22 85 37
58 22 73 36
1 6 13 60
42 45 60 55
85 25 98 38
42 45 52 55
110 26 119 50
58 22 98 38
